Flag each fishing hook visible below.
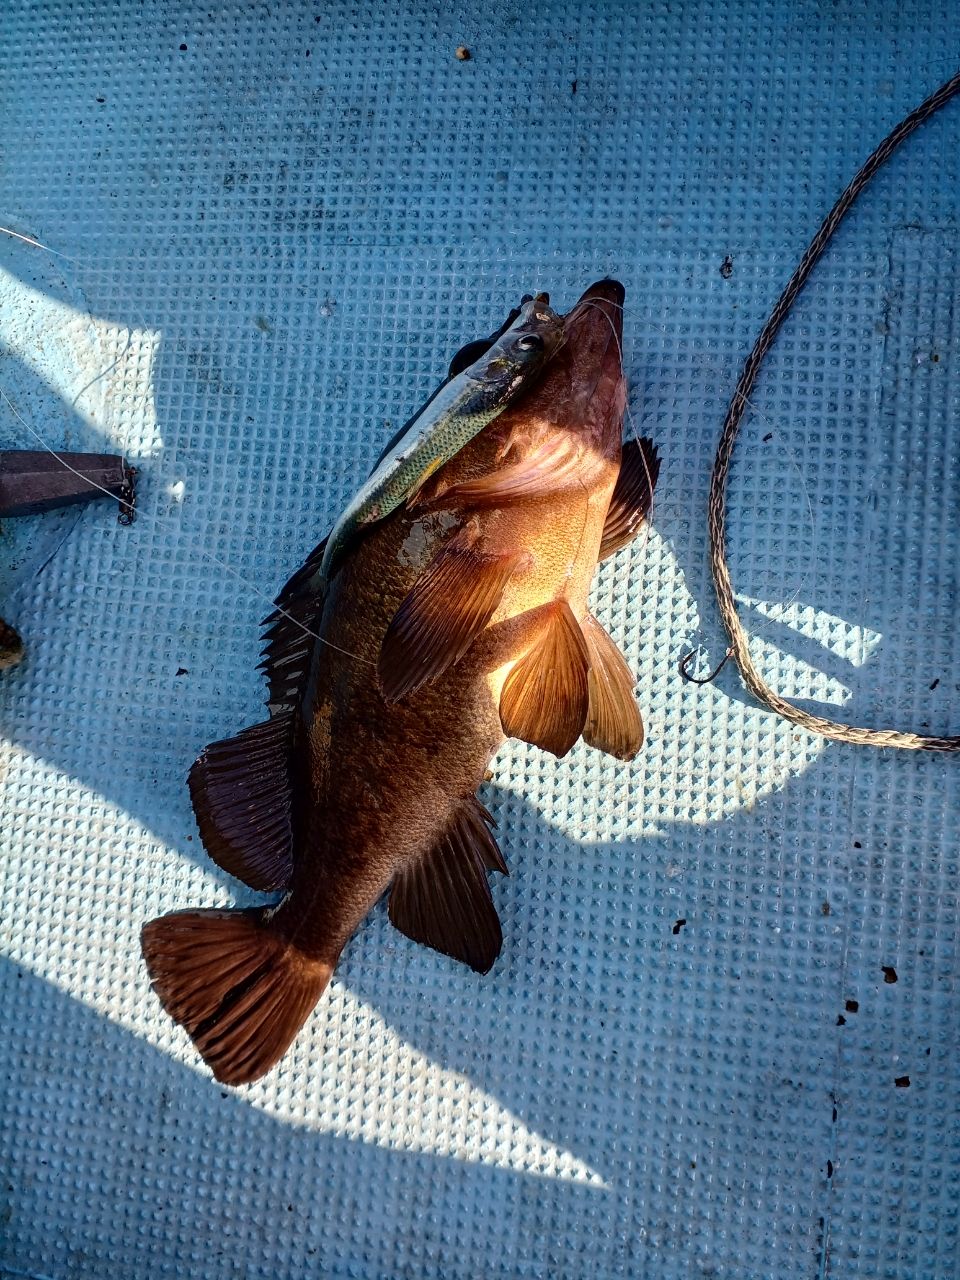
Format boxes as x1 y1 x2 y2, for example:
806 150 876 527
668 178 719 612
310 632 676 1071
678 645 733 685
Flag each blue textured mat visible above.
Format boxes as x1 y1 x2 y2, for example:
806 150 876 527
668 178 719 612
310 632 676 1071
1 3 958 1277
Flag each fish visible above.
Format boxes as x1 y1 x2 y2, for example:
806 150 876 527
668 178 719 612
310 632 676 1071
141 279 661 1086
318 295 564 582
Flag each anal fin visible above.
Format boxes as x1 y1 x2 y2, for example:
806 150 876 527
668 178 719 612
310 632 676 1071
582 614 644 760
599 437 661 560
188 713 295 892
388 796 506 973
499 600 590 758
379 521 523 704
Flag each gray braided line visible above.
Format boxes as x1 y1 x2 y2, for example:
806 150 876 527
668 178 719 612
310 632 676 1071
707 70 960 751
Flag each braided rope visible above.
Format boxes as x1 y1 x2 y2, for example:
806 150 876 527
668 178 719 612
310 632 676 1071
704 70 960 750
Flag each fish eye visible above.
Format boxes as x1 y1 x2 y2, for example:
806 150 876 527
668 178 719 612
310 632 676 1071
516 333 544 353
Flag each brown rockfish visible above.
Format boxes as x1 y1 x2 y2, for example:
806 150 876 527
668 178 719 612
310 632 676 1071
142 280 661 1085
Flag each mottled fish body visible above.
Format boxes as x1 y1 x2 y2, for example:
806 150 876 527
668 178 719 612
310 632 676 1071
142 280 661 1085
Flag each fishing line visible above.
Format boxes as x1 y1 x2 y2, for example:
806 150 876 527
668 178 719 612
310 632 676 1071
0 385 374 667
4 221 824 700
0 223 380 665
565 296 659 553
683 68 960 751
0 235 618 678
568 292 818 611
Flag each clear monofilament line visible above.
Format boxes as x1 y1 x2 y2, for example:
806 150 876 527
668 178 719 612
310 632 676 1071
0 385 373 667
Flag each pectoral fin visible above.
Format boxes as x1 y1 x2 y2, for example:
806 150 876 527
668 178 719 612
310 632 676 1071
388 796 506 973
499 600 590 757
582 614 644 760
599 437 661 560
424 435 582 509
379 523 523 704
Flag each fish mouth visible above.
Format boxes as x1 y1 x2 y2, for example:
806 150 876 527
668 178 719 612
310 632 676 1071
562 280 625 367
487 278 627 446
563 278 625 344
569 277 625 309
549 279 626 439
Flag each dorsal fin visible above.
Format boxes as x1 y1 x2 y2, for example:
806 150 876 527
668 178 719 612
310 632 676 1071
388 795 507 973
499 600 591 758
379 522 523 704
188 712 295 891
599 437 661 560
581 614 644 760
259 535 328 713
188 535 330 889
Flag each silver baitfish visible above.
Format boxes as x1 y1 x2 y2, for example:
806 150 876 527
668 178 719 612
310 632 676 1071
318 294 564 582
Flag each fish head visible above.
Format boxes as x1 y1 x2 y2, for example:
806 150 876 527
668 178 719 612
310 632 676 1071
561 278 627 448
510 279 627 453
471 294 565 392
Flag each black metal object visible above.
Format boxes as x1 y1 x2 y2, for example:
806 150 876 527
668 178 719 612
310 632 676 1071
0 450 137 520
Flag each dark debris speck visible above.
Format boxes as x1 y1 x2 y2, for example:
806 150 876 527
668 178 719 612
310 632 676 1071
762 432 773 442
836 1015 846 1025
895 1075 910 1088
845 999 859 1013
175 667 188 676
930 677 940 690
672 918 687 935
720 255 733 279
882 966 898 984
179 42 188 51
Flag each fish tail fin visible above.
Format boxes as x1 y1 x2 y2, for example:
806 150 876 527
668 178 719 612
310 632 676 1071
141 907 333 1085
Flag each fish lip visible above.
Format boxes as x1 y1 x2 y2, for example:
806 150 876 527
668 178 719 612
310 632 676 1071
550 281 626 437
574 278 625 309
562 278 625 342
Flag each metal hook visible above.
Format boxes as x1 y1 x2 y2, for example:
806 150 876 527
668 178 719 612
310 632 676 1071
679 646 733 685
117 464 138 526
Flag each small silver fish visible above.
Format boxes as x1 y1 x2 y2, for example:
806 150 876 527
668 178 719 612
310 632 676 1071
319 295 564 581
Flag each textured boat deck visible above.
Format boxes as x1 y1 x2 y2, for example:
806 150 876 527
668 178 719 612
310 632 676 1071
1 3 958 1277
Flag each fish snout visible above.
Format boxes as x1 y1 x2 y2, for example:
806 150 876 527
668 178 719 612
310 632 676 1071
556 280 627 443
563 278 625 341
